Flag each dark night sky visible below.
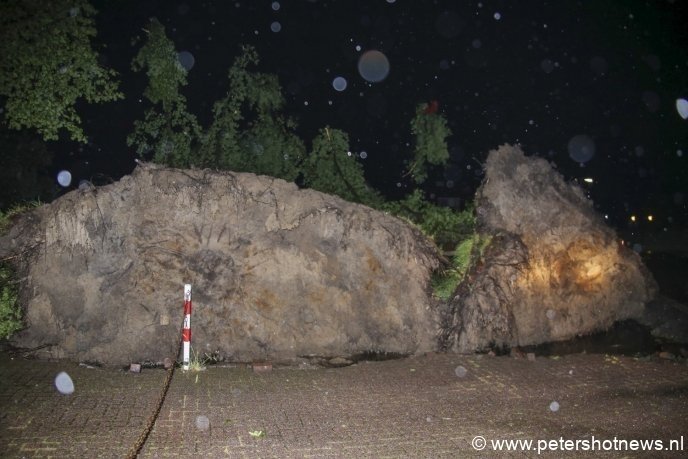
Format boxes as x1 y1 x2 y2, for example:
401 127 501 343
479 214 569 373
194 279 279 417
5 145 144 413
58 0 688 235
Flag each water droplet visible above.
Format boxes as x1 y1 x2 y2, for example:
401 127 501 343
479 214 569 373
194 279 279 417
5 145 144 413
541 59 554 73
195 415 210 431
567 134 595 163
177 51 195 71
676 98 688 119
549 401 560 412
454 365 468 378
357 50 390 83
57 170 72 187
55 372 74 394
270 21 281 33
332 76 347 92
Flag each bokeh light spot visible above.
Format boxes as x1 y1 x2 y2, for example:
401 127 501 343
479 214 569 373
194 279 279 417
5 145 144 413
454 365 468 378
541 59 554 74
270 21 282 32
567 134 595 163
332 76 348 91
57 170 72 187
177 51 195 71
357 50 390 83
676 98 688 119
55 371 74 395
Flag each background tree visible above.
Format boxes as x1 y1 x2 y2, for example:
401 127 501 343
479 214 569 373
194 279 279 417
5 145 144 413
127 18 201 167
303 127 381 206
0 0 121 142
407 101 452 184
199 46 303 180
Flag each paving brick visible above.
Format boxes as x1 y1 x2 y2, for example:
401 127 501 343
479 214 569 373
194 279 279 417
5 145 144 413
1 352 687 457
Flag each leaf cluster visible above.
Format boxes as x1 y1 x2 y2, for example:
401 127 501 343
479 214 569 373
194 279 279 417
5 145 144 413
431 233 492 300
382 189 474 249
0 263 22 340
408 102 452 184
0 0 122 142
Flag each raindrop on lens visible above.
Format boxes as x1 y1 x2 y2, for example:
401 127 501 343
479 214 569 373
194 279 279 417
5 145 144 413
177 51 195 71
454 365 468 378
541 59 554 74
567 134 595 163
55 371 74 395
270 21 281 32
195 415 210 431
57 170 72 187
332 76 347 92
676 98 688 120
357 50 390 83
549 401 560 412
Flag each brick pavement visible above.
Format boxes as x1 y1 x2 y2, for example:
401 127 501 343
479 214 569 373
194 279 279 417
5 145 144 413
1 351 687 458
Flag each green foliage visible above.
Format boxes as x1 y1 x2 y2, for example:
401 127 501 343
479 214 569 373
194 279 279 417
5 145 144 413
303 127 381 206
198 46 303 180
431 233 492 300
0 263 22 340
408 102 452 184
382 189 474 249
0 0 122 142
127 19 201 167
0 201 44 339
0 200 42 234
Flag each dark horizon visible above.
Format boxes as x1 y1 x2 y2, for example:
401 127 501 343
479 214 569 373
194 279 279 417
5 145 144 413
8 0 688 237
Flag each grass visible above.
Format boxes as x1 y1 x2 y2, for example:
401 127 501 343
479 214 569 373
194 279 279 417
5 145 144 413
184 346 207 372
0 200 42 235
432 233 493 301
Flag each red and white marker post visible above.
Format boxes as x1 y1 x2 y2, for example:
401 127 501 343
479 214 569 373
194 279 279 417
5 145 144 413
182 284 192 370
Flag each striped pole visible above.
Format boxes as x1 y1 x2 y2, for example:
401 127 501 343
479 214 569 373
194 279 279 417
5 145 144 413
182 284 192 370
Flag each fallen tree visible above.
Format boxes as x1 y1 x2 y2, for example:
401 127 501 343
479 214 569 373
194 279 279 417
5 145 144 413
0 145 657 365
438 145 656 352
